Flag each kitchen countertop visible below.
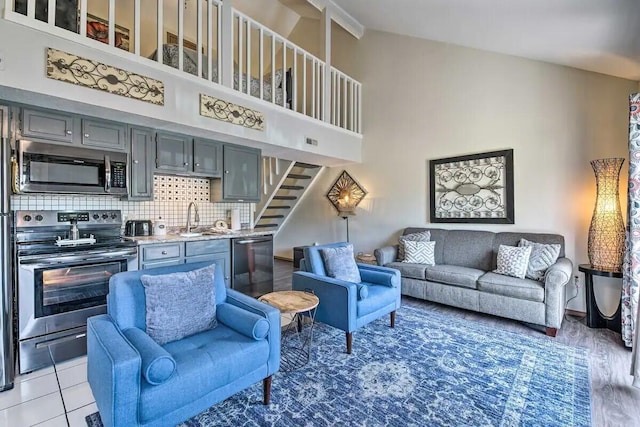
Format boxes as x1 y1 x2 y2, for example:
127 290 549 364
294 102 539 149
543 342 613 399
125 228 276 245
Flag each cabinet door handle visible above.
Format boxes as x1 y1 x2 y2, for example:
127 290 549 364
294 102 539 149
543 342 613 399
161 250 168 255
84 133 90 138
184 162 189 166
133 160 139 164
66 130 72 135
195 163 200 167
224 170 229 174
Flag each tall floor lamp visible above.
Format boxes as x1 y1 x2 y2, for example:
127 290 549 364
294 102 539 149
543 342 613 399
326 171 368 242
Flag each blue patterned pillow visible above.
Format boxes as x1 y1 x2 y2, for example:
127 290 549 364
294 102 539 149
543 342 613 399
320 245 362 283
141 264 217 345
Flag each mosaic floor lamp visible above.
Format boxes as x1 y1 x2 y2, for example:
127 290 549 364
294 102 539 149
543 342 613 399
326 171 367 242
588 158 625 271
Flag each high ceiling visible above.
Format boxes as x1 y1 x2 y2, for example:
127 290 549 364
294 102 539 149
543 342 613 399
331 0 640 81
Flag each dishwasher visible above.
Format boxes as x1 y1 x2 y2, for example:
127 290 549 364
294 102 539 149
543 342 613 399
232 235 273 298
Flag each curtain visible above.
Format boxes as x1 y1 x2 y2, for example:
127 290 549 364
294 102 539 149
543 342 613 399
625 93 640 387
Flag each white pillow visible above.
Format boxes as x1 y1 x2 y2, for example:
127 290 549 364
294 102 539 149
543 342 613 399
494 245 532 279
518 238 561 281
403 240 435 265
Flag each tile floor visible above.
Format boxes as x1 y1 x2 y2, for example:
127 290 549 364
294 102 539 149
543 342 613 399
0 356 96 427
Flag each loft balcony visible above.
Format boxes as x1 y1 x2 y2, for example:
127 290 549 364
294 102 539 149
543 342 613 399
0 0 362 165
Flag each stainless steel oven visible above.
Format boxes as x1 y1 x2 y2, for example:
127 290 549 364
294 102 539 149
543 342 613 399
17 140 128 195
15 210 137 373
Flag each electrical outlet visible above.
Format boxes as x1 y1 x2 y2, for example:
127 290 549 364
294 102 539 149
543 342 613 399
573 275 581 289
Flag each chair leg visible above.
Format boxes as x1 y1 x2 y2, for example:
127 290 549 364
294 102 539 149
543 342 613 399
263 376 272 405
545 327 558 337
346 332 353 354
390 311 396 328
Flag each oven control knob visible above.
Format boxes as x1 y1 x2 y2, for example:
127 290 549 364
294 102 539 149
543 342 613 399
93 214 100 220
110 213 117 220
23 215 32 222
102 214 109 220
35 215 43 222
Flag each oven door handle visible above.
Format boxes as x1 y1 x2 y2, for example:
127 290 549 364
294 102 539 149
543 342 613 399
19 249 138 267
105 155 111 192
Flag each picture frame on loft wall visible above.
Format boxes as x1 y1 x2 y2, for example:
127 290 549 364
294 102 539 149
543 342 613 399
429 149 514 224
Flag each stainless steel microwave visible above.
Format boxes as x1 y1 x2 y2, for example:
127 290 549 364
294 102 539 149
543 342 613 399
16 140 128 195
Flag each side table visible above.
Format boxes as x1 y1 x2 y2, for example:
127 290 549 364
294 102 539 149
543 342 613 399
259 290 319 371
356 253 377 265
578 264 623 333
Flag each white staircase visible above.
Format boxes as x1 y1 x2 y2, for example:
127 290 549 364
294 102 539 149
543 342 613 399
254 157 324 232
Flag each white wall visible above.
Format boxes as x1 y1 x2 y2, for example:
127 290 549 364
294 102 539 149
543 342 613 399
276 29 638 312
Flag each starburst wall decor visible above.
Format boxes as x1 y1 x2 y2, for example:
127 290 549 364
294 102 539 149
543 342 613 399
326 171 368 215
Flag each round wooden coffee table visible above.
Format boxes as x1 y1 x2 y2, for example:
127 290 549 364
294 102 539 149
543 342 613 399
259 290 319 371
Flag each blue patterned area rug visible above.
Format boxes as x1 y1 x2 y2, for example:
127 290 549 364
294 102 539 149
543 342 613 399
86 306 591 426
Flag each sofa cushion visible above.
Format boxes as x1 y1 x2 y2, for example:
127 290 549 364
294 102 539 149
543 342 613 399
357 283 398 317
385 262 428 280
140 264 217 345
139 324 269 423
494 245 532 279
320 245 361 283
398 230 431 261
403 240 435 265
424 265 485 289
518 238 561 281
477 272 545 302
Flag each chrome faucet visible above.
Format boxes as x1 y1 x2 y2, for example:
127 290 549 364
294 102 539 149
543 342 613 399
186 201 200 233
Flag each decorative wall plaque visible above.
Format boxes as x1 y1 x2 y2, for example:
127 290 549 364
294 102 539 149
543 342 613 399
46 48 164 105
429 149 514 224
200 94 264 131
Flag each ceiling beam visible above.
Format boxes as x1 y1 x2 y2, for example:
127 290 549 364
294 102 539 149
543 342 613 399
307 0 364 39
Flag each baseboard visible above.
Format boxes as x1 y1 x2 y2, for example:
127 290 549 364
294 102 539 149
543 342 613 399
274 256 293 262
565 309 586 317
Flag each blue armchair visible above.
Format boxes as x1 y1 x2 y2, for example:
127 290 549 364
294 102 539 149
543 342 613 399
87 262 280 427
292 243 401 354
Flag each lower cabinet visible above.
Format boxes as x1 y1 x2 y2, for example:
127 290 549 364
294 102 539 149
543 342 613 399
139 240 231 287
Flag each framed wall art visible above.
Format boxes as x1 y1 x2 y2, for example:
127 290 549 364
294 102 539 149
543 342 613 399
429 149 514 224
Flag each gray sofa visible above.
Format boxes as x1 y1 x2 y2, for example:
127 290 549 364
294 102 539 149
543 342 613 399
374 228 573 336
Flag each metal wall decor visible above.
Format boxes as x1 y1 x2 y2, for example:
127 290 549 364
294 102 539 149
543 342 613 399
429 149 514 224
200 94 264 131
46 48 164 105
326 170 368 216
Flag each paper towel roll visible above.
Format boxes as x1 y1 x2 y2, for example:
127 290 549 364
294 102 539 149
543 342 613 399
230 208 241 231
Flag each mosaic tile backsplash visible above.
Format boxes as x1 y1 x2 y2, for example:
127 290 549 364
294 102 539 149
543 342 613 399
11 176 253 228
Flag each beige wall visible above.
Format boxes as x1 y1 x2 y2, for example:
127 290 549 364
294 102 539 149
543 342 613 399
276 29 638 312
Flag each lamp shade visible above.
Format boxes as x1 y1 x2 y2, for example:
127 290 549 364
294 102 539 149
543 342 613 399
587 158 625 271
326 171 367 216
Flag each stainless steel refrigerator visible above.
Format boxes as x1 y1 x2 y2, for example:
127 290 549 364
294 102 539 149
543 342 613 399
0 106 14 391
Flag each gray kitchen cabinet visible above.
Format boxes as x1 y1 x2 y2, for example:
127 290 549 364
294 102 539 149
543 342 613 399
81 119 127 150
139 239 231 287
193 139 223 177
211 144 261 202
129 127 155 200
155 132 193 174
21 108 75 143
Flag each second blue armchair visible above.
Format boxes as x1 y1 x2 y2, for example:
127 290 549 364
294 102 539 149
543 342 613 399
292 243 401 354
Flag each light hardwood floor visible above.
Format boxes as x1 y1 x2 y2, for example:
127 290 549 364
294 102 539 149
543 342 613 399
275 259 640 427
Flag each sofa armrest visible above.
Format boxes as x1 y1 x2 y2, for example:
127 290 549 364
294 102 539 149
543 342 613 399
217 303 270 340
292 271 358 333
544 257 573 329
358 264 401 288
87 315 141 427
225 289 281 375
374 245 398 265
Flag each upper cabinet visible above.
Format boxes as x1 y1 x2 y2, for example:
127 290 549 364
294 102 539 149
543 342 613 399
193 139 222 177
129 127 155 201
82 119 127 150
155 132 192 174
20 107 127 151
21 109 75 143
212 145 261 202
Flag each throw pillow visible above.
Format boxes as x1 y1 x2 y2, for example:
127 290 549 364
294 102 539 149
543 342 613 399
403 240 436 265
123 328 176 385
141 264 217 345
494 245 532 279
518 238 561 281
398 231 431 261
320 245 362 283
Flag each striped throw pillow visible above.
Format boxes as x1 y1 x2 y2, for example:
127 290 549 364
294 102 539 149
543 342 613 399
518 238 561 281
